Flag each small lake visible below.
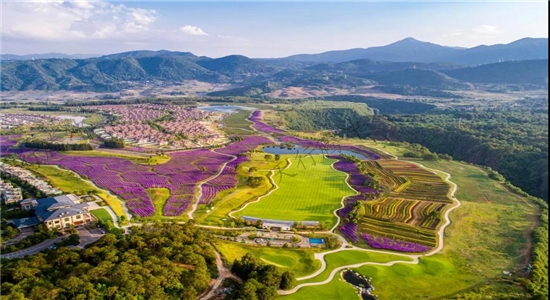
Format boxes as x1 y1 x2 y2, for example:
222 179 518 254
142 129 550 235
196 105 255 113
342 270 377 300
263 145 369 160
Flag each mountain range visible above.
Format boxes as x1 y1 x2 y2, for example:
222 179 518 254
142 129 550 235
1 37 547 94
283 37 548 65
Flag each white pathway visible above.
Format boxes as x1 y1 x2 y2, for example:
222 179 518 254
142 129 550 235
187 152 237 219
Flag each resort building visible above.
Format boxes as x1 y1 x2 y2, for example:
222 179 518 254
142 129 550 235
11 194 94 230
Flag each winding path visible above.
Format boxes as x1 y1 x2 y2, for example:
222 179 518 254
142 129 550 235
198 249 241 300
278 151 461 295
187 151 238 219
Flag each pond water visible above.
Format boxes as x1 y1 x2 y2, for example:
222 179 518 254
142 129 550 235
196 105 254 113
263 145 369 160
342 270 377 300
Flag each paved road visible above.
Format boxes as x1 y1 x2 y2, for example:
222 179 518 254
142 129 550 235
0 237 63 260
199 250 241 300
77 227 105 248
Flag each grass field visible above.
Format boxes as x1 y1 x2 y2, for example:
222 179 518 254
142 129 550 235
281 275 360 300
145 188 170 220
64 150 171 165
233 156 354 228
301 250 414 284
90 208 113 223
19 164 127 219
215 241 321 277
221 110 254 135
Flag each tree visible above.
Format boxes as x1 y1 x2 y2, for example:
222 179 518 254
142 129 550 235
279 271 296 290
264 154 273 161
274 154 280 161
422 153 439 161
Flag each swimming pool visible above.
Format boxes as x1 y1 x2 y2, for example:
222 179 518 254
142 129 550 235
309 238 324 244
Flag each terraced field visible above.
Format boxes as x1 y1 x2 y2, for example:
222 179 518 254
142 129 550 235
356 159 453 249
233 156 354 228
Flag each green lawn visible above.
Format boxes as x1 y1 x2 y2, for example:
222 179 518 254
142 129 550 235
91 208 113 223
145 188 171 219
221 110 254 135
64 150 171 165
20 164 127 219
301 250 414 284
233 156 354 228
215 241 321 278
281 275 359 300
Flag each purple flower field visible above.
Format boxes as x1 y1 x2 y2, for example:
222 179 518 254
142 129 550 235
249 111 285 134
18 149 232 217
214 136 274 156
361 233 432 253
0 135 21 155
340 222 359 243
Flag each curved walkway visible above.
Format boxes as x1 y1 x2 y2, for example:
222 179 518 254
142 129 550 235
187 151 237 219
278 154 461 294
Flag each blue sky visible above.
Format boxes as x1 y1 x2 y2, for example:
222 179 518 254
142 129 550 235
2 1 548 57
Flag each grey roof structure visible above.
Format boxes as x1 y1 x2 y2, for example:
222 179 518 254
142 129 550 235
34 195 89 222
11 217 39 229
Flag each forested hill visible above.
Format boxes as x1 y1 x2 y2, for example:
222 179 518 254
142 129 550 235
356 110 548 200
1 49 547 93
0 223 218 298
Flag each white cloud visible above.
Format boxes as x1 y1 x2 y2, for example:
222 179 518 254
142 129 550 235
180 25 209 36
2 0 157 41
473 25 503 35
441 25 504 42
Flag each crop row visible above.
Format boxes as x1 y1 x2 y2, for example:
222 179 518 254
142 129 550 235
360 216 438 247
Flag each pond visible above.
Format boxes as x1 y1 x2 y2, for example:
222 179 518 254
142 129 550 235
342 270 377 300
196 105 255 113
262 145 369 160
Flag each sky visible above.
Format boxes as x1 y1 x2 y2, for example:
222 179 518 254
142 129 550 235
2 0 548 58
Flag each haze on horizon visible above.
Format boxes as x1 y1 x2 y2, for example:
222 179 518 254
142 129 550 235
2 0 548 58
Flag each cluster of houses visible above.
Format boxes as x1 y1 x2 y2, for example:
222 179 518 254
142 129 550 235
0 162 62 197
0 113 63 129
102 123 174 146
82 104 165 123
89 104 227 149
0 178 23 204
10 194 94 230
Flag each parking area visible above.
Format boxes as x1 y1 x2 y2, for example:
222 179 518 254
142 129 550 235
76 227 105 248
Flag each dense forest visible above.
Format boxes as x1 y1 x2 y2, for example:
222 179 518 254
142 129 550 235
275 101 374 131
228 253 296 300
359 110 548 200
0 223 218 299
24 140 93 151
